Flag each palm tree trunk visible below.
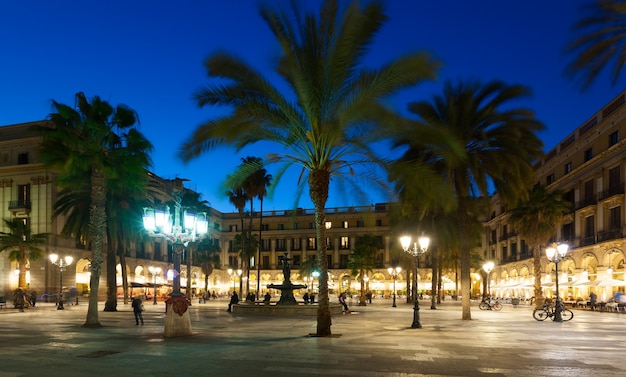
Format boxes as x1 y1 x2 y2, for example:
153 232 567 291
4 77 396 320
84 170 105 327
457 199 472 320
104 230 118 311
310 169 332 336
18 248 27 288
430 249 437 309
120 249 129 304
257 197 263 297
533 244 543 309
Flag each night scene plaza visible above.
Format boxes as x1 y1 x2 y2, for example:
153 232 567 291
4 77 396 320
1 298 625 377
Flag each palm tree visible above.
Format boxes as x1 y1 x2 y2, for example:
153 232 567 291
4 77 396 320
179 0 438 336
508 184 570 309
0 218 49 288
565 0 626 89
37 92 152 327
195 238 221 296
396 80 544 320
347 235 380 306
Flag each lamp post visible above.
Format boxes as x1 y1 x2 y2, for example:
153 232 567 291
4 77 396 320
401 234 430 328
227 268 234 292
148 266 161 305
237 269 243 298
546 243 569 322
482 261 494 299
142 191 208 337
49 253 73 310
388 266 401 307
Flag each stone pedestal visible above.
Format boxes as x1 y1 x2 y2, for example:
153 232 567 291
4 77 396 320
164 296 192 337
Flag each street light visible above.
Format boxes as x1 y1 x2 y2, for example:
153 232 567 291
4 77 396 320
388 266 402 308
227 268 234 292
143 193 208 337
148 266 161 305
482 261 494 299
49 253 73 310
400 234 430 328
546 242 569 322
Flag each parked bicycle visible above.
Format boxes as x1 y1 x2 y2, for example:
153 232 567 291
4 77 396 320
532 301 574 321
479 297 502 311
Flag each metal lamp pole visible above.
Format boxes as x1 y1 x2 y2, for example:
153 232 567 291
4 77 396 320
388 266 401 308
482 261 494 299
49 253 73 310
401 234 430 328
546 243 569 322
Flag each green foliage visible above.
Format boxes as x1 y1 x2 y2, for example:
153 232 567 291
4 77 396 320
0 218 49 288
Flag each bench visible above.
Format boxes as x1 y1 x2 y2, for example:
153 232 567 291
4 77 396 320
0 296 6 308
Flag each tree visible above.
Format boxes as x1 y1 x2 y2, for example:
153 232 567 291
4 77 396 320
0 218 49 288
347 235 380 306
565 0 626 90
179 0 438 336
37 92 152 327
195 238 221 295
397 80 544 320
508 184 570 309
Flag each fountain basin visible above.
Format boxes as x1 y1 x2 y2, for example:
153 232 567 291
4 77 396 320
232 303 344 316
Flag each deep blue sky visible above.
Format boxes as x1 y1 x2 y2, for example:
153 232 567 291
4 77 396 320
1 0 622 213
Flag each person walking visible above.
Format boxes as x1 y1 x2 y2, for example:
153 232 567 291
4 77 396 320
131 296 144 325
339 292 350 313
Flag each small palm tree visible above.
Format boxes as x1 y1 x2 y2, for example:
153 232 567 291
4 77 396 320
347 235 380 306
179 0 438 336
195 238 221 296
565 0 626 89
0 218 49 288
508 184 570 308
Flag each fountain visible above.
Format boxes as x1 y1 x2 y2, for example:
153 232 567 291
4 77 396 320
231 252 342 316
267 253 307 304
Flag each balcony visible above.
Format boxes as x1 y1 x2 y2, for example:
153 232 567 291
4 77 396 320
597 228 623 242
8 200 31 214
599 184 624 201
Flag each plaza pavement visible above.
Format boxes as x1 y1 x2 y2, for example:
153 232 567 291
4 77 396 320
0 297 625 377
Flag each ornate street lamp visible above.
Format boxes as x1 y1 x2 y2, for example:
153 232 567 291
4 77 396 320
400 234 430 328
546 243 569 322
388 266 402 308
49 253 73 310
143 196 208 337
482 261 494 299
148 266 161 305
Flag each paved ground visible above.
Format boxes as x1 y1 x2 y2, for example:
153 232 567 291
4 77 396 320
0 297 624 377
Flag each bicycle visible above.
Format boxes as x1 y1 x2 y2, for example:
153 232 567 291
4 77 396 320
478 298 502 311
532 301 574 321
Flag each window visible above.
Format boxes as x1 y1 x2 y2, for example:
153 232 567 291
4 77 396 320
546 173 555 185
585 216 595 238
229 225 237 232
228 256 238 267
608 166 621 192
356 220 364 227
340 236 349 249
339 254 349 268
376 219 382 226
342 221 349 228
292 238 301 250
610 206 621 230
262 255 270 269
327 254 333 269
564 162 572 175
584 179 595 203
309 222 315 229
228 240 234 252
17 152 28 165
294 223 299 230
610 130 619 147
154 241 162 261
261 224 269 231
276 238 285 251
584 148 593 162
278 223 284 230
292 255 301 267
326 237 332 249
562 222 574 243
17 184 30 206
261 239 271 251
307 237 316 250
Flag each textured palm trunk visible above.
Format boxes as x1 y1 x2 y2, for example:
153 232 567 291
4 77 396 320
257 197 263 297
104 229 117 311
533 243 543 309
457 199 472 320
309 169 331 336
359 268 367 306
18 248 27 288
84 170 105 327
120 250 129 304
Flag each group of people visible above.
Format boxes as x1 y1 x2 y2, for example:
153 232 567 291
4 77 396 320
13 288 38 312
302 292 316 304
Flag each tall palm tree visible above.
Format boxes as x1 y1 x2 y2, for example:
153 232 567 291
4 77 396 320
347 235 380 306
179 0 438 336
194 237 221 296
397 80 544 320
37 92 152 327
0 218 49 288
565 0 626 89
508 184 570 309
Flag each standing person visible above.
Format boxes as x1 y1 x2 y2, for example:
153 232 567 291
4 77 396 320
303 292 310 304
339 292 349 313
29 290 37 307
14 288 25 312
131 296 144 325
589 292 598 311
227 291 239 312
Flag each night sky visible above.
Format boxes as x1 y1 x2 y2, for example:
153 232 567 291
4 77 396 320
1 0 621 212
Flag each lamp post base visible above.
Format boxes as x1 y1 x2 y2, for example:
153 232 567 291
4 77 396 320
411 300 422 328
164 296 192 338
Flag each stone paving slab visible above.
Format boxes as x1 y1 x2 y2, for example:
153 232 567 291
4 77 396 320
0 299 624 377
